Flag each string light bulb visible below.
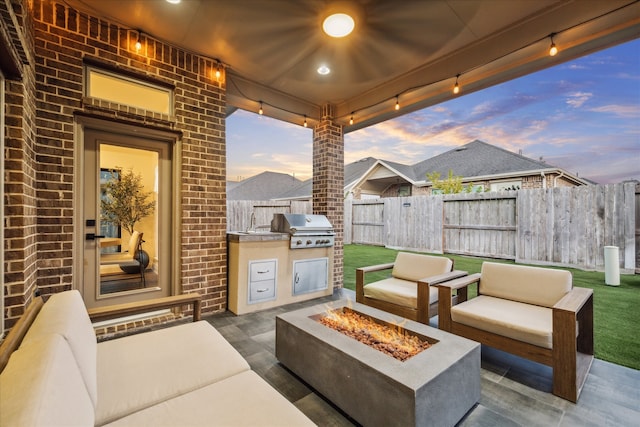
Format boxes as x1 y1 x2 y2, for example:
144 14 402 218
215 63 222 80
303 115 308 127
135 31 142 52
258 101 263 115
349 113 354 125
395 96 400 111
549 34 558 56
453 74 460 94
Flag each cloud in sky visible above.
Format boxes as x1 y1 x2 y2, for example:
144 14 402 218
227 39 640 184
589 104 640 118
565 92 593 108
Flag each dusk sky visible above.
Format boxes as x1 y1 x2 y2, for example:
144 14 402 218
227 38 639 184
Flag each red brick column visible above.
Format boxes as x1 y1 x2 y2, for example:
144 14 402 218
312 104 344 288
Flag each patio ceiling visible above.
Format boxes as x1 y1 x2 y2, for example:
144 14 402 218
65 0 639 131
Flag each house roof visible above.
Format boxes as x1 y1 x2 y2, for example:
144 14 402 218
273 156 379 201
411 140 552 181
248 140 589 201
227 171 302 201
355 140 589 191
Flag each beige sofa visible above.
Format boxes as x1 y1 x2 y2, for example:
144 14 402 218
436 262 594 402
0 290 314 426
356 252 466 324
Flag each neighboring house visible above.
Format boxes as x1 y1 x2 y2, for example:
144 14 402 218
234 140 591 201
227 172 302 200
349 140 590 199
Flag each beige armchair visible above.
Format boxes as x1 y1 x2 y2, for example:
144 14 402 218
436 262 593 402
356 252 467 324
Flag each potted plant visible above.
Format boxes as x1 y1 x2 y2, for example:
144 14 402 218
101 167 156 272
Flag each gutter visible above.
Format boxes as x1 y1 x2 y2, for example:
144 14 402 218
553 171 565 188
415 168 587 187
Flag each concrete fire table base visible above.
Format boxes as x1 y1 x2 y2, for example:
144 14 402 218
276 301 480 427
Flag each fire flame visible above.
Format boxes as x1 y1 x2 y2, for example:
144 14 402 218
319 304 431 361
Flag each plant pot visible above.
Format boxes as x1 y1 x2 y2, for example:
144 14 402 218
120 249 150 274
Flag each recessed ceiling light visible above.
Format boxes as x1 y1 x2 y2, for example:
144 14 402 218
322 13 355 38
317 65 331 75
166 0 181 4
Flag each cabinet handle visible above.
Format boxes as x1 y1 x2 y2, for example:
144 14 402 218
257 270 269 274
256 288 269 293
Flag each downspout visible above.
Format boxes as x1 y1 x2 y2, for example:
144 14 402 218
541 171 546 189
553 171 564 188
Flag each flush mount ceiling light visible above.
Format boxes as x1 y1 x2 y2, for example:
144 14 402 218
323 13 355 37
166 0 181 4
317 65 331 75
321 1 362 38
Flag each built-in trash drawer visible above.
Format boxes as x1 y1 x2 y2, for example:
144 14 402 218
248 259 277 304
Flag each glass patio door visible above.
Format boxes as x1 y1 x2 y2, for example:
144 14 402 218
83 128 172 309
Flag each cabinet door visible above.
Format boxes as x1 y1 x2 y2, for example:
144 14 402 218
293 258 328 295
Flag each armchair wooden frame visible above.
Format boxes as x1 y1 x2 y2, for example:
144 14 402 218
437 274 594 403
356 261 467 324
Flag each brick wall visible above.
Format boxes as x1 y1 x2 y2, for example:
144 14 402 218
313 104 344 288
3 0 228 327
3 0 40 328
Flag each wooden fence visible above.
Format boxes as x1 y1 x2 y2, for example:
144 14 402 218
227 200 312 232
229 182 638 272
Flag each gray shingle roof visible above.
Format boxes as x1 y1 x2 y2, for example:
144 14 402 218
227 171 302 200
411 140 552 181
230 140 578 200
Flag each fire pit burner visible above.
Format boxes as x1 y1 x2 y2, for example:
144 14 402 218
316 307 435 361
276 301 480 427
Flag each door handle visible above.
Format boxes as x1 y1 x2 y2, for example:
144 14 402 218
86 233 106 241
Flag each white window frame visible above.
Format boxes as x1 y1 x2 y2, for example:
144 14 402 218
490 180 522 192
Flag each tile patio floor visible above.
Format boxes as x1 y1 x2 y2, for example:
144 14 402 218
205 289 639 427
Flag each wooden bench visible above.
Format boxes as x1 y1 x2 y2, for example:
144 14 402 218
87 293 202 323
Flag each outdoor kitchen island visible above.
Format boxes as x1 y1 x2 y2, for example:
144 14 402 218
227 214 335 315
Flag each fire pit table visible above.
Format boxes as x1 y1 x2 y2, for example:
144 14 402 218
276 301 480 427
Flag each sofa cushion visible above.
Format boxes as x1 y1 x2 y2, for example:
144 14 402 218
95 321 251 426
392 252 453 282
451 295 553 349
103 370 315 427
22 290 98 408
0 334 95 426
364 277 438 308
480 262 572 308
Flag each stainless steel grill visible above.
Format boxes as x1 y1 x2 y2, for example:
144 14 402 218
271 213 335 249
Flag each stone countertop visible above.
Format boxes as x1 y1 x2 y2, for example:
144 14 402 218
227 231 289 242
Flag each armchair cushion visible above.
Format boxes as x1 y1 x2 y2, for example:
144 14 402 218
480 262 571 308
363 277 439 309
392 252 453 282
451 295 553 349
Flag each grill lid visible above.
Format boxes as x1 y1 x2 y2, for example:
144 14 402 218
271 213 334 235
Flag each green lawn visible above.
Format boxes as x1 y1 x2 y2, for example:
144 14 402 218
343 244 640 370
